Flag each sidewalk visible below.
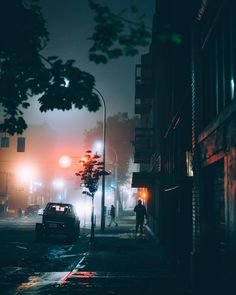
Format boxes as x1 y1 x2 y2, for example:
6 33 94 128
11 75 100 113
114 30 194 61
52 212 192 295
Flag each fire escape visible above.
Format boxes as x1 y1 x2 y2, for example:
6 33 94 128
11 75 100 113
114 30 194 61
134 63 154 164
132 62 156 188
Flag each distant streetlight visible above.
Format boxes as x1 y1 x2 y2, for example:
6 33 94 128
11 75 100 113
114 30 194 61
93 88 106 232
17 165 36 183
17 165 36 204
58 155 72 168
62 79 107 230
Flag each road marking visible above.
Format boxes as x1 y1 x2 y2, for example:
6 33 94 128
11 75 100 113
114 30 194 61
16 246 28 250
16 271 69 294
74 254 87 269
59 253 88 285
58 254 78 258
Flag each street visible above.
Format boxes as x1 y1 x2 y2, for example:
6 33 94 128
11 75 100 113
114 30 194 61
0 214 190 295
0 215 90 294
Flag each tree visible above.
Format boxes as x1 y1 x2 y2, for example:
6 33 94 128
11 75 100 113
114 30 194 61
88 0 151 64
75 150 110 243
88 0 182 64
0 0 151 135
75 150 105 196
0 0 103 135
84 112 139 184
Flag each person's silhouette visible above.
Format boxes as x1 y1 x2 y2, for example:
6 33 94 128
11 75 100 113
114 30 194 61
134 200 148 235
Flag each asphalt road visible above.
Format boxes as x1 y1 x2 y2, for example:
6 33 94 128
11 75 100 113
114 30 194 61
0 215 91 294
0 215 191 295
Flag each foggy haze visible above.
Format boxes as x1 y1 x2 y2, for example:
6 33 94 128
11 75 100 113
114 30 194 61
21 0 155 144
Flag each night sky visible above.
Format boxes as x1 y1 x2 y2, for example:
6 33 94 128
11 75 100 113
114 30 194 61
23 0 155 142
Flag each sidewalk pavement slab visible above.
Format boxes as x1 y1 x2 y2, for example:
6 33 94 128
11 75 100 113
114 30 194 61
43 212 192 295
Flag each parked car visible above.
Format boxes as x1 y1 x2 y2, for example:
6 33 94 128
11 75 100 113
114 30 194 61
35 202 80 242
25 204 41 216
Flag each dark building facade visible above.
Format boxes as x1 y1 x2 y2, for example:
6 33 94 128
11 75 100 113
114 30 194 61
132 0 236 290
191 0 236 289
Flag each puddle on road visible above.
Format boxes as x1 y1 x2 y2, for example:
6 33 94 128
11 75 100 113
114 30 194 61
15 253 88 294
47 245 74 259
16 271 69 293
68 271 157 279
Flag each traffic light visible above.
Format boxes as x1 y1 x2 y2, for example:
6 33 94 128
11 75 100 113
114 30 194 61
1 137 9 148
17 137 25 152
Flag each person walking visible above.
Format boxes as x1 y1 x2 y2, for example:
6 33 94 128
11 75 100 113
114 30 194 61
134 200 148 235
108 205 118 227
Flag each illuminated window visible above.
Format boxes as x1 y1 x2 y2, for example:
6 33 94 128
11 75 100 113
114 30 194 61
186 151 193 177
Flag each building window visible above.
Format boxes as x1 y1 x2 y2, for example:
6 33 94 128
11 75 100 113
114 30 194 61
186 150 193 177
201 3 235 126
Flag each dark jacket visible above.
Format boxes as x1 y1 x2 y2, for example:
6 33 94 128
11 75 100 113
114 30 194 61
110 206 115 218
134 204 148 222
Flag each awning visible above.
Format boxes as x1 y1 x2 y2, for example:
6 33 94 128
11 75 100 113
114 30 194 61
131 172 160 188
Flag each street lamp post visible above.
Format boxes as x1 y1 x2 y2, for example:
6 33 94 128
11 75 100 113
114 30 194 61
108 147 119 216
93 88 106 232
113 151 119 216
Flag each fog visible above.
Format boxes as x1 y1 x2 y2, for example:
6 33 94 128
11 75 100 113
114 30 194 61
22 0 156 147
0 0 154 210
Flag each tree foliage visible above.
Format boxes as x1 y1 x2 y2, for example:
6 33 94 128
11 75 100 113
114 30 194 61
0 0 150 135
88 0 151 64
84 113 139 184
0 0 100 135
75 150 109 196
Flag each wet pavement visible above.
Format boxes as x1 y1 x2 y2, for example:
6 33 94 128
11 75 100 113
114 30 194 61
13 213 191 295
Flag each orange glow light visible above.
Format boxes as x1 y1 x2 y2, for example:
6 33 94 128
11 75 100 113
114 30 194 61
17 165 36 182
59 155 72 168
138 188 149 203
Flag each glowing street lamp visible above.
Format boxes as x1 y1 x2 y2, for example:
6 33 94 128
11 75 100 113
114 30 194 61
17 165 36 183
62 78 107 231
17 165 37 204
58 155 72 168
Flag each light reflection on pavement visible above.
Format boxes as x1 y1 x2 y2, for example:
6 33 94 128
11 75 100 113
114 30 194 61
16 272 69 294
15 253 89 294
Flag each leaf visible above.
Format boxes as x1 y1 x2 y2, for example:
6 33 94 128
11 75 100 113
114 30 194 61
88 1 151 63
89 53 108 64
130 5 138 13
22 102 30 108
107 48 123 59
47 56 59 61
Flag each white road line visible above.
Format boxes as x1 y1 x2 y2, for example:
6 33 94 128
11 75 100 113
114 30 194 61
58 253 88 284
